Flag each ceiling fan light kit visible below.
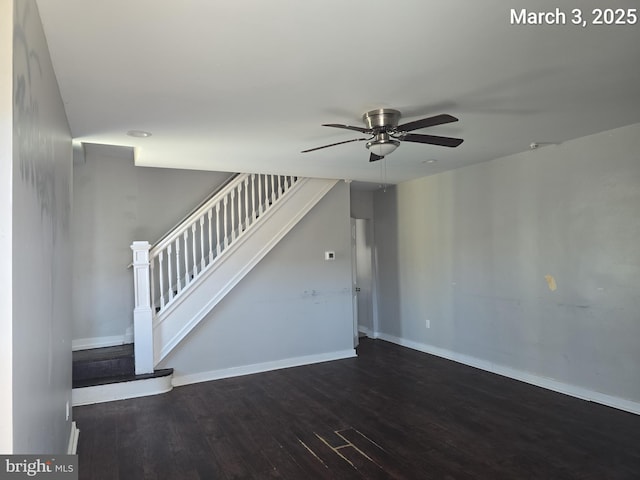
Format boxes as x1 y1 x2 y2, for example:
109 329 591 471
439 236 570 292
302 108 463 162
366 132 400 158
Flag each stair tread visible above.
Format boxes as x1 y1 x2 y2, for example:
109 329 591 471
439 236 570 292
73 368 173 389
73 344 134 363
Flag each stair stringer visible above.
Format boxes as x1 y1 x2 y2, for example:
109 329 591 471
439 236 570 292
152 177 339 365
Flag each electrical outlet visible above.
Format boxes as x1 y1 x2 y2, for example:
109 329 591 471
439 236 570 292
425 319 431 329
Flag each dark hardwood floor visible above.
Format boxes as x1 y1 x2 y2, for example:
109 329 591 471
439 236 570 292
74 338 640 479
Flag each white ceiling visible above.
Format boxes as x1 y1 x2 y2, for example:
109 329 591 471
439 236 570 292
36 0 640 185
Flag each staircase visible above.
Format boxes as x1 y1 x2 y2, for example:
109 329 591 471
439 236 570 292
72 173 338 405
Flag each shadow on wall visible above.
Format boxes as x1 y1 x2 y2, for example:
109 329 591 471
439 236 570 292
13 0 71 242
373 186 402 338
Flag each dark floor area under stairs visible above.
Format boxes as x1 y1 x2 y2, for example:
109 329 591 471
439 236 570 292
72 344 173 389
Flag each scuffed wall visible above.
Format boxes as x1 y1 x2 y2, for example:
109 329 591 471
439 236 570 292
11 0 73 453
374 123 640 406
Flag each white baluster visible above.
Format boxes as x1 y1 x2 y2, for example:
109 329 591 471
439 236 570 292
258 174 264 215
175 238 181 293
244 177 250 228
216 202 222 255
199 216 205 271
191 223 198 276
270 175 276 204
237 184 243 234
150 256 156 315
277 175 282 200
158 250 165 308
167 244 174 301
183 230 189 286
230 189 237 242
223 196 229 248
251 174 257 220
208 208 214 263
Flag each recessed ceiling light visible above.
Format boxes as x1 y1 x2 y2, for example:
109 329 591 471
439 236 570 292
422 159 437 164
127 130 152 138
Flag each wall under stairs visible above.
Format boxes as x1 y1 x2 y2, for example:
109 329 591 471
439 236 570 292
157 180 356 384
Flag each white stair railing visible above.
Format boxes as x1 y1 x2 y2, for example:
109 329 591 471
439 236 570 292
131 173 299 374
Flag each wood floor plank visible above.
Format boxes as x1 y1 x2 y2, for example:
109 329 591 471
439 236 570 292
74 338 640 479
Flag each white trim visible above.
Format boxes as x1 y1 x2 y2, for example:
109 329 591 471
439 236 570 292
172 349 357 387
376 332 640 416
67 421 79 454
72 375 173 406
358 326 375 338
72 333 133 351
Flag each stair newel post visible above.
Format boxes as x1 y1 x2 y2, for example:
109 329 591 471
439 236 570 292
131 241 155 375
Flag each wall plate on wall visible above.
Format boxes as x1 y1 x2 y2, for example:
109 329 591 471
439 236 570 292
325 251 335 261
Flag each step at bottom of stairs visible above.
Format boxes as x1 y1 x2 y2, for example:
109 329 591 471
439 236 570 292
72 344 173 406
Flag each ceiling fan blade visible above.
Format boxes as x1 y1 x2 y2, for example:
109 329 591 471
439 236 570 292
396 114 459 132
323 123 371 133
301 137 369 153
369 153 385 162
402 133 464 148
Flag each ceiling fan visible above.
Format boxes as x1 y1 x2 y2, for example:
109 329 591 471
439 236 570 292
301 108 464 162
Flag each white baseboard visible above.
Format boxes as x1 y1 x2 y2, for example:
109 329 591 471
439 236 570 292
72 332 133 351
72 375 173 406
172 349 357 387
67 421 79 454
358 326 375 338
375 332 640 416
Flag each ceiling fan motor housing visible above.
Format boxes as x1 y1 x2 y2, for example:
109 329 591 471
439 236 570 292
362 109 401 131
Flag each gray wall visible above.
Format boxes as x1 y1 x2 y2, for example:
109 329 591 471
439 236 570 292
10 0 73 453
373 123 640 404
160 181 355 378
72 145 231 343
350 187 374 219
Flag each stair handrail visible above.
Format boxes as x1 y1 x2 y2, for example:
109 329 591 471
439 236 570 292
152 172 240 247
151 173 250 256
147 173 300 314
